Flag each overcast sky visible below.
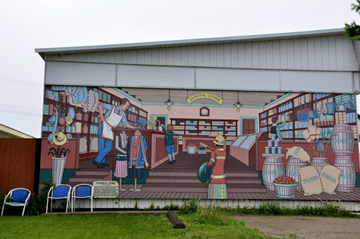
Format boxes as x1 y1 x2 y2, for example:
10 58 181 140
0 0 359 137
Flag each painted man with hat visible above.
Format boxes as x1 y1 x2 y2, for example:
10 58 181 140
200 135 227 199
93 98 135 168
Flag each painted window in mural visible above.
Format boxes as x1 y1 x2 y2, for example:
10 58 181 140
40 87 359 200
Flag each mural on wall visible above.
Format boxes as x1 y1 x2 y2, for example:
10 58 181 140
40 86 360 200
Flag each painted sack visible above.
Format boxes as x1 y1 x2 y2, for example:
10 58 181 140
296 166 322 196
320 163 343 195
286 146 310 163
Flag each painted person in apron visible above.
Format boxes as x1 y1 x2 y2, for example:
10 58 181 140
93 98 134 168
200 135 227 199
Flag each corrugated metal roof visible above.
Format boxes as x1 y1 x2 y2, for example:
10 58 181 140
35 28 345 55
0 124 34 138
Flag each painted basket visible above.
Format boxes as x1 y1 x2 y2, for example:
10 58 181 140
273 182 298 198
187 146 197 154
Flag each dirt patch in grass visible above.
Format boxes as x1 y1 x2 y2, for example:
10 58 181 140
233 215 360 239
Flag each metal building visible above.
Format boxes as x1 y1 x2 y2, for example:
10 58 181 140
35 28 360 210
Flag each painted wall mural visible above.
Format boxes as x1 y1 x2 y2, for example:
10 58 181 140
40 86 360 201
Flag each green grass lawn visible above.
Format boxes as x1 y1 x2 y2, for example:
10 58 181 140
0 213 274 239
2 199 358 238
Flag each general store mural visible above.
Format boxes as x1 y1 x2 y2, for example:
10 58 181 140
40 86 360 200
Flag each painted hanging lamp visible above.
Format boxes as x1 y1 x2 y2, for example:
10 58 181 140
164 89 174 111
233 92 243 113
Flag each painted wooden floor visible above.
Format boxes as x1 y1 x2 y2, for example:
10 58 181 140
117 150 360 202
70 150 360 202
117 184 360 201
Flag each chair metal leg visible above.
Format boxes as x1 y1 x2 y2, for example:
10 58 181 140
1 203 5 216
46 197 49 214
91 198 93 212
21 205 26 217
65 198 69 213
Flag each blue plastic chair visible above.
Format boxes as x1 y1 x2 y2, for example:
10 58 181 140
46 184 72 213
72 184 94 213
1 188 31 216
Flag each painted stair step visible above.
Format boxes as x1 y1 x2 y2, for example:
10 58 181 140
69 176 109 183
155 165 255 170
148 171 259 177
75 170 112 176
142 184 266 193
146 177 262 184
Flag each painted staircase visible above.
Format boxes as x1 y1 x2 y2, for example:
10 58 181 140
67 159 112 187
141 151 266 193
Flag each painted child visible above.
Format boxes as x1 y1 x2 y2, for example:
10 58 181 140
161 124 176 164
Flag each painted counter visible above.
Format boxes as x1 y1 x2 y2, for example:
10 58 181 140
181 135 235 152
112 129 179 170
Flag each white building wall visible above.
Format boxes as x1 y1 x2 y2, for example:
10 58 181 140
44 35 359 72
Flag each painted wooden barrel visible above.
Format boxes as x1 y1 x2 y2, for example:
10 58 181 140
331 124 354 156
262 156 285 190
334 156 356 192
286 157 307 190
310 157 329 174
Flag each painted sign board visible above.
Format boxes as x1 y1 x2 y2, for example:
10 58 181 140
93 181 119 198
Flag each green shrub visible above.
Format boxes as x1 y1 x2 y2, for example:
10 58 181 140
145 203 155 211
178 199 198 215
26 179 55 215
183 205 240 226
215 200 359 219
162 203 179 210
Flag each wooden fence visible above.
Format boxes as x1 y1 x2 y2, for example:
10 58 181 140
0 138 39 194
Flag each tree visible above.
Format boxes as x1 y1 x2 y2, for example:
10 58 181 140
345 0 360 40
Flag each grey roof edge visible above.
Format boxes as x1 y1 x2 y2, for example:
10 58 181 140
35 28 345 54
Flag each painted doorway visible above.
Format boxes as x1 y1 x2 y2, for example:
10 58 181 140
242 119 255 134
